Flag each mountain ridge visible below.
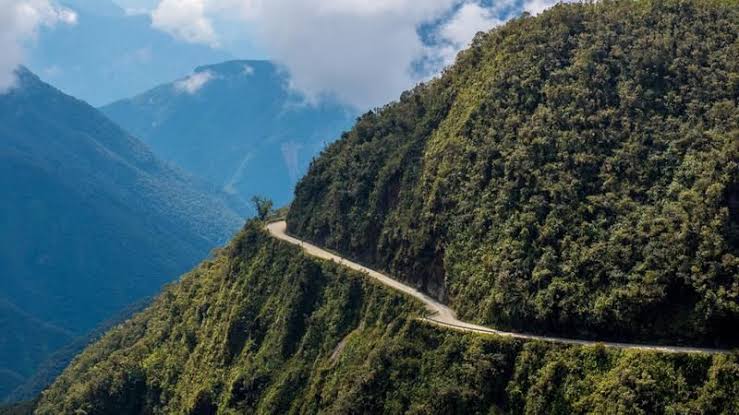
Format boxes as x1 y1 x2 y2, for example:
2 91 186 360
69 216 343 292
0 67 244 399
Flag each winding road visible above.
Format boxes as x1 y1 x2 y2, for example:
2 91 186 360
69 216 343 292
267 221 728 355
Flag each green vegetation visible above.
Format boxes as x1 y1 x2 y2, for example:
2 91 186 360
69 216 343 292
35 221 738 414
288 0 739 345
252 196 275 221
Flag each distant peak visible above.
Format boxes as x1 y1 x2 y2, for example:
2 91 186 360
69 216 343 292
14 66 37 80
8 66 43 91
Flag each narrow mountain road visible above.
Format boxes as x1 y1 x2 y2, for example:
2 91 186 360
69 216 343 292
267 221 728 355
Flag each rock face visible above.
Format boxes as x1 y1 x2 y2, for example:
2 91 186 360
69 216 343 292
287 0 739 345
0 68 244 398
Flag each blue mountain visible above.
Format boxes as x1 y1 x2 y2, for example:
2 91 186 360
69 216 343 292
101 60 357 207
0 68 244 398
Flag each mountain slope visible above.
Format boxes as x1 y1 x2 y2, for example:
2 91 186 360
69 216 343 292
0 68 243 397
288 0 739 346
0 300 71 400
101 60 355 206
4 298 150 404
35 221 739 414
28 0 231 106
21 1 739 413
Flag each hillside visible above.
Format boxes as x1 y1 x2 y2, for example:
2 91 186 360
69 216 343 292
0 68 244 398
4 298 150 404
34 221 739 414
101 60 355 207
288 0 739 346
0 300 71 399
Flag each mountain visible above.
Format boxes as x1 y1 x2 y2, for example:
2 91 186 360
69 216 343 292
288 0 738 346
35 221 739 414
27 0 231 106
101 60 356 207
3 298 150 403
0 68 244 398
0 300 71 400
28 1 738 414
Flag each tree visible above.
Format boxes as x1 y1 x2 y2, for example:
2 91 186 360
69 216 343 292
251 196 273 221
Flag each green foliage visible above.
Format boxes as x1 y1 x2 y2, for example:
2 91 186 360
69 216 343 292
35 221 738 414
288 0 739 345
35 221 420 414
251 196 275 221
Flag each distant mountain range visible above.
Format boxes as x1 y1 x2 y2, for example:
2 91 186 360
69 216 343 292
0 68 244 399
101 60 357 207
28 0 231 106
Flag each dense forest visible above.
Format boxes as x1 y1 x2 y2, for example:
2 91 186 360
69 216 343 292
32 222 739 414
288 0 739 346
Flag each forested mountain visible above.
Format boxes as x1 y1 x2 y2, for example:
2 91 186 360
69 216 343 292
288 0 739 346
101 60 356 207
33 221 739 414
28 0 231 106
19 1 739 413
0 68 243 399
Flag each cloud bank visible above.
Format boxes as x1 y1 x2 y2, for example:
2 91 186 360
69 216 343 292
151 0 219 47
0 0 76 92
149 0 570 109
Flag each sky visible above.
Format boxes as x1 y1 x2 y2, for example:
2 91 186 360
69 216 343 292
1 0 569 109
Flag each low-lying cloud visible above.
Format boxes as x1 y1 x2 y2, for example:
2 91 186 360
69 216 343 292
0 0 76 92
151 0 219 47
174 70 216 94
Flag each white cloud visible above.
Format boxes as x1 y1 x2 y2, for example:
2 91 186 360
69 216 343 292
0 0 77 92
151 0 219 47
174 70 215 94
248 0 474 109
148 0 571 109
433 1 508 67
148 0 456 108
440 3 503 47
524 0 571 15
